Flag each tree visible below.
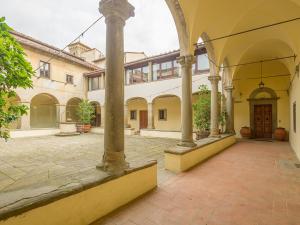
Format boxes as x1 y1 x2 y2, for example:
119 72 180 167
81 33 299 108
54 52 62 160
0 17 33 140
193 85 211 132
76 100 95 125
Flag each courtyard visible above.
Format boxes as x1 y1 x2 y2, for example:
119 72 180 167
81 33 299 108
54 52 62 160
0 134 177 215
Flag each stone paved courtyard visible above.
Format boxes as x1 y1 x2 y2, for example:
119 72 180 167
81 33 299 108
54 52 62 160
0 134 177 212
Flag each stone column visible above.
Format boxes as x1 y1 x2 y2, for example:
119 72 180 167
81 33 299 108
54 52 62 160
147 102 154 129
124 104 129 128
21 102 31 130
98 0 134 174
177 55 196 147
225 86 234 134
208 75 221 136
100 104 105 127
56 104 61 127
59 104 66 123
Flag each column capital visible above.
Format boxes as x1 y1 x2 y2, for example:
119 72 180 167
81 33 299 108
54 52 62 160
99 0 135 24
208 75 221 84
177 55 195 68
224 86 234 91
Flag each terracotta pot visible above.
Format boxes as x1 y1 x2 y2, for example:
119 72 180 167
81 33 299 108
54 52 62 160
274 127 286 141
76 124 84 133
196 131 210 140
240 126 252 138
83 124 91 133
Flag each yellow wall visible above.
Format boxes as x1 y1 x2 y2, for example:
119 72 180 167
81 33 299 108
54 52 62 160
165 135 236 173
233 62 290 137
153 96 181 131
16 46 91 104
289 73 300 159
0 164 157 225
127 98 147 131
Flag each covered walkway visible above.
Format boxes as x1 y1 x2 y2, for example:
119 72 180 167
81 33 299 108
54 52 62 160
96 141 300 225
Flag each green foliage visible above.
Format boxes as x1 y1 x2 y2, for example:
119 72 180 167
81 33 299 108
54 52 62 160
193 85 211 131
76 100 95 124
219 110 227 133
0 17 33 140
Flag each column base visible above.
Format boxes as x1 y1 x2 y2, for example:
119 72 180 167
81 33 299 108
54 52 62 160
96 151 129 175
177 140 197 148
209 131 221 138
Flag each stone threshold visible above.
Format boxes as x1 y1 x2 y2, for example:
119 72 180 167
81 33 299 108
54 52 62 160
0 160 157 223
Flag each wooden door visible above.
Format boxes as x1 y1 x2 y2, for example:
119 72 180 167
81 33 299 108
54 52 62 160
254 104 272 138
139 110 148 130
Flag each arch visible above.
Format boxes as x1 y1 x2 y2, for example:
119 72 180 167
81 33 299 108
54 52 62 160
30 93 59 129
90 101 101 127
200 32 217 76
66 97 82 122
248 87 279 137
165 0 192 55
249 87 277 100
8 94 22 130
125 97 148 105
152 94 181 131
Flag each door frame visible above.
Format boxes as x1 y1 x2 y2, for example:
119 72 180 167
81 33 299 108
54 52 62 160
248 87 279 136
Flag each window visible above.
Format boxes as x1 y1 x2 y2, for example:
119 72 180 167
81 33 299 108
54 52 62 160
88 77 100 91
130 110 137 120
158 109 167 120
126 66 149 84
160 61 173 79
66 75 74 84
39 61 50 78
125 70 131 85
293 102 296 133
152 64 160 81
173 60 179 77
142 66 149 82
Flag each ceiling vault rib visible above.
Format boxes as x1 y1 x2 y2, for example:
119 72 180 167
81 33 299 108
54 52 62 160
195 17 300 47
204 54 296 69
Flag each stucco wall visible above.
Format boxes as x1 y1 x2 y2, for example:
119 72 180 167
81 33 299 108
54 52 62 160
16 46 90 104
289 73 300 160
153 96 181 131
127 98 148 131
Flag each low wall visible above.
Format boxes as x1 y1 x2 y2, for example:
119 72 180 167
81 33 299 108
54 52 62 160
140 129 196 140
10 129 60 138
0 162 157 225
165 135 236 173
91 128 135 136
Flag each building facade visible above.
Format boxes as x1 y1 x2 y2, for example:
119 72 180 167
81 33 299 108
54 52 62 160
86 47 210 134
10 30 210 137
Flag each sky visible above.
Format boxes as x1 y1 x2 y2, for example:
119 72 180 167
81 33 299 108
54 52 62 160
0 0 179 56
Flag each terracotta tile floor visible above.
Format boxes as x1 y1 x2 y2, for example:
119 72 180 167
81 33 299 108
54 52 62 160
94 140 300 225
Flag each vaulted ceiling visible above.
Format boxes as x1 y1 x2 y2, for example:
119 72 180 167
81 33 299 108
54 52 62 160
174 0 300 80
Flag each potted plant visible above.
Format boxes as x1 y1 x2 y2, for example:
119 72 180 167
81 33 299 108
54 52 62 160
76 100 95 133
240 126 252 138
193 85 211 139
274 127 286 141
